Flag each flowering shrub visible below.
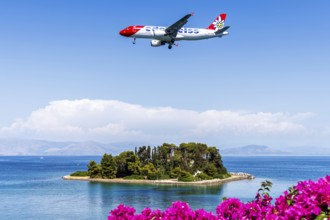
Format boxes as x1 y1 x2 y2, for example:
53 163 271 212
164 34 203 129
108 176 330 220
108 204 136 220
274 176 330 219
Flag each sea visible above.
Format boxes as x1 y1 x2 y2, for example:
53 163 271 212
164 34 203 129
0 156 329 220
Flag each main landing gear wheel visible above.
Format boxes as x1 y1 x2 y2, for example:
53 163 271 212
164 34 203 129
168 45 172 49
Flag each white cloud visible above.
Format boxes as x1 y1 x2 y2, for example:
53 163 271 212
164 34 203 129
0 99 313 144
193 111 308 136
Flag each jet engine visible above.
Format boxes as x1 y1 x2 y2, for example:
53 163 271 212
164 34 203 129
150 39 165 47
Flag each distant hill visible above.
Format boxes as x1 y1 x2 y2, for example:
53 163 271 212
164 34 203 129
0 139 148 156
220 145 291 156
1 139 328 156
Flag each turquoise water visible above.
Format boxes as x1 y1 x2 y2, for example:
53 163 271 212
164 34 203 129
0 156 329 219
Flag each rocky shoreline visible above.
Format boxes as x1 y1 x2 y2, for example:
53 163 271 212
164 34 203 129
63 172 254 186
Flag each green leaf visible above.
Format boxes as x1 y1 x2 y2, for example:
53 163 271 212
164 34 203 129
286 199 293 206
315 213 326 220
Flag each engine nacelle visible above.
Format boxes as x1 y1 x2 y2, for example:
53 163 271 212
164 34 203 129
150 39 165 47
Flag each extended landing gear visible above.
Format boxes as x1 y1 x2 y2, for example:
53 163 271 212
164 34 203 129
168 44 178 49
132 38 136 44
168 39 175 49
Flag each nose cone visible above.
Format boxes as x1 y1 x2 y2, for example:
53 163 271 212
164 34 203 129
119 26 143 37
120 29 129 36
120 26 135 37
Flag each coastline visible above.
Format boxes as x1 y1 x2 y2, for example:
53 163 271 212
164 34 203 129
62 172 254 186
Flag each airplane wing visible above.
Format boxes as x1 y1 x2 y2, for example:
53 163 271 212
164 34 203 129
165 13 193 38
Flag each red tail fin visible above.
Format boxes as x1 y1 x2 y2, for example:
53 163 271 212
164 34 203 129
207 14 227 30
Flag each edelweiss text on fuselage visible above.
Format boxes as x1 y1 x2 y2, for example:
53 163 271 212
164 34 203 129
145 26 200 34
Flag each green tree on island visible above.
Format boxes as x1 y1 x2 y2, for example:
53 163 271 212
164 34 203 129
87 160 101 178
100 153 117 179
115 151 142 177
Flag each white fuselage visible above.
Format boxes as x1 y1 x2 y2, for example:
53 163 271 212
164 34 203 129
133 26 227 41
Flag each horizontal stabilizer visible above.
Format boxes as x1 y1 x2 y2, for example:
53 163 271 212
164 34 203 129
215 26 230 35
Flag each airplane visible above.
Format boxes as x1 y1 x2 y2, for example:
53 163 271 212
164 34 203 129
119 13 230 49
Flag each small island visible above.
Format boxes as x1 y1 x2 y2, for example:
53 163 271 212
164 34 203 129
64 142 254 185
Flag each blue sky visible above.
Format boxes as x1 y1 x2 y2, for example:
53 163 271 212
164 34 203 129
0 0 330 149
